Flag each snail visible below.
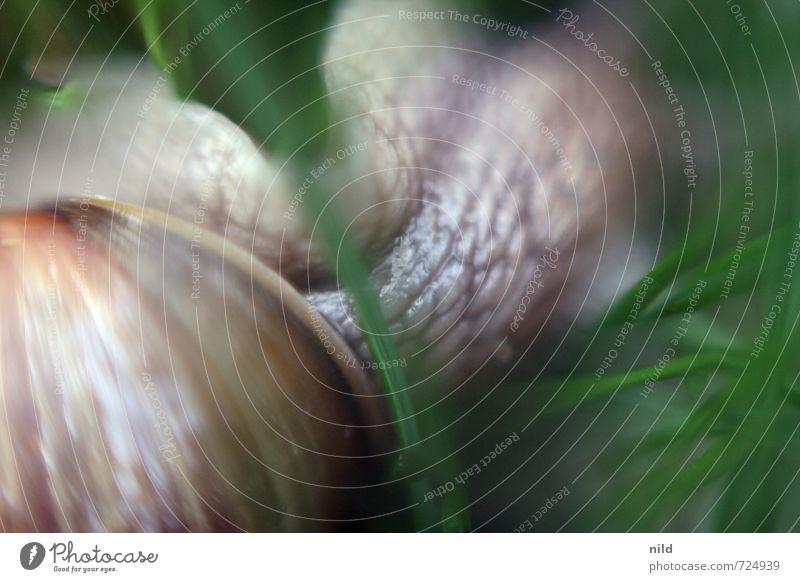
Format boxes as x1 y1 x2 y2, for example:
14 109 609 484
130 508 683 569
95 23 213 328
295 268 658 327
0 0 655 530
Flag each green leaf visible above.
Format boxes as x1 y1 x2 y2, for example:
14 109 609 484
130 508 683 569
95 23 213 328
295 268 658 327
540 350 745 416
133 0 332 161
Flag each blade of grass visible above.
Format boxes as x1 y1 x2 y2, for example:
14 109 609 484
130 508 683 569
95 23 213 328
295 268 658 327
133 0 331 160
539 350 746 416
303 188 469 531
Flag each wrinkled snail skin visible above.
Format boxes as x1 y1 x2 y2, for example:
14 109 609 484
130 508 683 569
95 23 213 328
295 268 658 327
0 202 390 532
313 0 653 377
0 1 655 530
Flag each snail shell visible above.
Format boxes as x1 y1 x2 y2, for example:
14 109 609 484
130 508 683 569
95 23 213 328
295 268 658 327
0 200 389 531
